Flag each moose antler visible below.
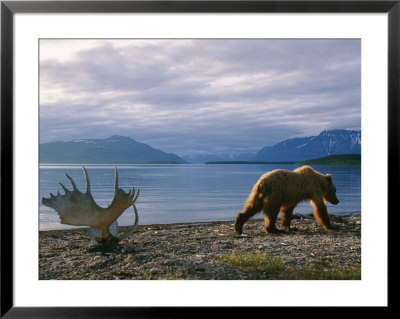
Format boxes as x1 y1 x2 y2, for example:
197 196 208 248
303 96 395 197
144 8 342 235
42 167 139 243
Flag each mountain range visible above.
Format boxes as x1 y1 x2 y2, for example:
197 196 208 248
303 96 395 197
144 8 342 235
40 135 186 164
184 129 361 163
40 129 361 164
252 129 361 162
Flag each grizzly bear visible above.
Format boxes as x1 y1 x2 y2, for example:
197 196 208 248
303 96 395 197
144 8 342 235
234 165 339 234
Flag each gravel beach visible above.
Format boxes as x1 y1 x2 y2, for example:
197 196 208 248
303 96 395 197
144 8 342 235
39 213 361 280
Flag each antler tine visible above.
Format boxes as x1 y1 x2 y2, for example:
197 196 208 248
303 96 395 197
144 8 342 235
82 167 91 194
58 182 70 193
114 166 119 191
128 186 133 198
119 203 139 240
132 187 140 203
65 172 79 192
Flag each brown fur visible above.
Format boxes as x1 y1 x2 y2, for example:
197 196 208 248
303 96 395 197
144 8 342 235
234 165 339 234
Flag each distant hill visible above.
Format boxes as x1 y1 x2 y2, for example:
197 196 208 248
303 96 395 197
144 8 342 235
206 154 360 166
185 129 361 163
296 154 361 166
253 129 361 162
40 135 186 164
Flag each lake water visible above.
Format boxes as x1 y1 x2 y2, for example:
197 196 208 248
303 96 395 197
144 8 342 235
39 164 361 230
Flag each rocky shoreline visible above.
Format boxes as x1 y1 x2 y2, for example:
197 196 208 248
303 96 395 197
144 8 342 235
39 213 361 280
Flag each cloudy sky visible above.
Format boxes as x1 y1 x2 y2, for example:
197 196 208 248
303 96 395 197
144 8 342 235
39 39 360 158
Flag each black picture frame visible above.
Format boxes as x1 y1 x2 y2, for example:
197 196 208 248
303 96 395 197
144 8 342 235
1 0 396 317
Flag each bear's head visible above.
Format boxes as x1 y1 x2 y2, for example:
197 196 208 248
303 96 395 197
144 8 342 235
324 174 339 205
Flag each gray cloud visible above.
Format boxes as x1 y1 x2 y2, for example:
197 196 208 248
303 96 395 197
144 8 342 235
40 39 361 157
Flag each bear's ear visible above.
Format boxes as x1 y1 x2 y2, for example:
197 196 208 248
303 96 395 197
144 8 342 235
326 174 332 183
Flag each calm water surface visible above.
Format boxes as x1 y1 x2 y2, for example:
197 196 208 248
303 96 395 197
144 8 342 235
39 164 361 230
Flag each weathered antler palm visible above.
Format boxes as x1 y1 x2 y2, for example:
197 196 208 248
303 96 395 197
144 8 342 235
42 167 139 243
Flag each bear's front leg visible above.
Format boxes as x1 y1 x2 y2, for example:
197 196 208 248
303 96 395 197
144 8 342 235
311 199 337 231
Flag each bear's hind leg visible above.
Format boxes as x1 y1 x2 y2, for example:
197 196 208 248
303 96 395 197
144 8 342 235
281 206 296 232
263 201 282 234
235 197 263 234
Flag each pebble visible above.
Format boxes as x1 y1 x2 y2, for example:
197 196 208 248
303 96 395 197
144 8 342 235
150 267 160 274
